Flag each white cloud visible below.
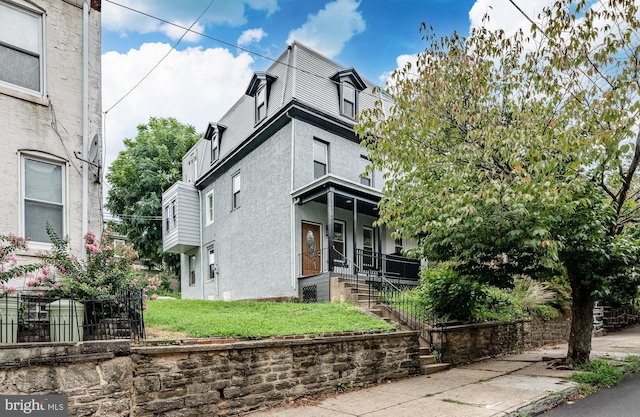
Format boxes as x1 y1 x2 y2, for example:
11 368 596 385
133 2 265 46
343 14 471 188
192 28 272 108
379 54 418 85
102 43 255 175
237 28 267 46
469 0 554 35
286 0 366 58
102 0 279 39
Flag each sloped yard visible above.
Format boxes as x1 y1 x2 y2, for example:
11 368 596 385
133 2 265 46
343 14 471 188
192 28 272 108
144 299 394 339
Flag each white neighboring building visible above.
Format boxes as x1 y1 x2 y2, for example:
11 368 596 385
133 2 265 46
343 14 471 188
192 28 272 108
0 0 103 284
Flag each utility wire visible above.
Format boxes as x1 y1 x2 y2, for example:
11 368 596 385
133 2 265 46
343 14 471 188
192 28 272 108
104 0 216 114
103 0 389 103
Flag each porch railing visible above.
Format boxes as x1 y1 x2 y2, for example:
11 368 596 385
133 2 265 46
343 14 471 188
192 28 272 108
330 247 442 344
355 249 421 281
0 290 145 344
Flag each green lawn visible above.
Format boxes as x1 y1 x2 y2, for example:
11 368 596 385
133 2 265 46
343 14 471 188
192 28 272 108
144 299 394 339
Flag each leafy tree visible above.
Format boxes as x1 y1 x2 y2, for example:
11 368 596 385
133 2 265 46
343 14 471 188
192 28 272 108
106 117 200 272
357 0 640 364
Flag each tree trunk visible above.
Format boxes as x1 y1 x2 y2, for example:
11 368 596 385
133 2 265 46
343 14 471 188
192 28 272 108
567 269 594 364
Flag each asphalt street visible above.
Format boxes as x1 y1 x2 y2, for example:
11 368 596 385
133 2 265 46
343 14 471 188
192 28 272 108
542 370 640 417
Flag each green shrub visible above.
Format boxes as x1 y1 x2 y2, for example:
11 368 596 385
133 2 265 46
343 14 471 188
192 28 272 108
418 265 483 321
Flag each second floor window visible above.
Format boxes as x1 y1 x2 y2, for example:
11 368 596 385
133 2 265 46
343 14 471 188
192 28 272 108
232 172 241 209
0 0 43 94
360 155 372 186
206 190 214 225
313 140 328 179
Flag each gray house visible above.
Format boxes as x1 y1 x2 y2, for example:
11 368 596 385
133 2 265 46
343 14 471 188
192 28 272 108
162 42 419 301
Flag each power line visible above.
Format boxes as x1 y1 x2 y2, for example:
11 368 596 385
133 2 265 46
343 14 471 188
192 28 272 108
104 0 216 114
103 0 387 103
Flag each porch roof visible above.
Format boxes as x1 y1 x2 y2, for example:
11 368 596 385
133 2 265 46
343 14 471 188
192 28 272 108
291 174 382 217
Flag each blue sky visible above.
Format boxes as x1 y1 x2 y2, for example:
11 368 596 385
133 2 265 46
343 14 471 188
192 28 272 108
101 0 556 173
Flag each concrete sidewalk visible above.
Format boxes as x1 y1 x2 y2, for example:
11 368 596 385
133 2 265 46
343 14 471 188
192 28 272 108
245 325 640 417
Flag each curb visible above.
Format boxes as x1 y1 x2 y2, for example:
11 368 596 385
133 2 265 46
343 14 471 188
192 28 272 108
505 386 579 417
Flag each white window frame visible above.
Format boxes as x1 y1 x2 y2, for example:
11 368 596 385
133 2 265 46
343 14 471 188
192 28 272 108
205 189 214 225
171 199 177 229
207 246 216 281
0 0 47 102
189 255 196 286
255 84 267 124
360 155 372 187
165 205 171 232
340 81 357 118
313 139 329 179
20 153 67 249
210 131 219 164
333 220 347 266
232 172 241 210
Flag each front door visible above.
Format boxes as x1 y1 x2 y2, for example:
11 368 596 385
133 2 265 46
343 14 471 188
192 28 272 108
302 222 321 276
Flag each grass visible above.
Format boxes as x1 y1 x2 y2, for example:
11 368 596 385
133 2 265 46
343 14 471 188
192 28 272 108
144 299 394 339
569 358 623 388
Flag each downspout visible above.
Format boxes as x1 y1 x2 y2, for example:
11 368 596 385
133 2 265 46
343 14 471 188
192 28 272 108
289 112 296 289
199 188 205 300
81 1 89 259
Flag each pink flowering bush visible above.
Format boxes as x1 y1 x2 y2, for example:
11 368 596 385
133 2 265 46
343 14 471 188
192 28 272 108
41 225 159 305
0 234 42 296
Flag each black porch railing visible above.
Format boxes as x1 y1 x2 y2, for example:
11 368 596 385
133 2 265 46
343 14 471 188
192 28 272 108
355 249 421 282
0 290 145 344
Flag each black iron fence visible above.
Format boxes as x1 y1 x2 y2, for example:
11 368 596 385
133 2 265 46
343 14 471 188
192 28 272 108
0 290 145 344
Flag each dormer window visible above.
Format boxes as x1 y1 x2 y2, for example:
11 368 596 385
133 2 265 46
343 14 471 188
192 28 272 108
342 82 356 118
331 68 367 120
204 122 226 165
246 72 277 125
256 85 266 122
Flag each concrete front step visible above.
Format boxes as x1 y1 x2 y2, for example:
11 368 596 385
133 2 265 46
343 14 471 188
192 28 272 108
421 363 450 375
420 355 436 366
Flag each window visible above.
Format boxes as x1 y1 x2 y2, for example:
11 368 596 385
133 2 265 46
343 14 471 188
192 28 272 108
341 82 356 118
394 238 403 255
331 69 366 120
362 226 376 270
256 85 267 123
360 155 372 186
210 130 219 163
171 200 177 228
165 205 170 232
205 190 214 225
189 255 196 286
208 246 216 280
334 220 346 265
313 140 328 179
0 0 43 93
246 72 276 125
22 156 65 243
232 172 241 209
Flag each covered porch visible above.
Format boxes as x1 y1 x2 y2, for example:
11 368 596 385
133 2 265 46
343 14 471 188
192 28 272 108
292 175 420 302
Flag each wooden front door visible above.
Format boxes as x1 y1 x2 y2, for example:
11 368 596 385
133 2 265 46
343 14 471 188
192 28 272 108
302 222 321 276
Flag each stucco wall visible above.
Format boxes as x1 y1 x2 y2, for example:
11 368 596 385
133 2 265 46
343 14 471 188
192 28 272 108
0 0 102 282
193 121 294 301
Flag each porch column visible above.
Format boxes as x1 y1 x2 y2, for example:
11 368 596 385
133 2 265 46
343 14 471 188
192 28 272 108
352 198 358 274
377 224 383 274
327 189 335 272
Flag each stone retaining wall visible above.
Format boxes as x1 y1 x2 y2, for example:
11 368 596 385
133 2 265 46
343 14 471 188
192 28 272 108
0 331 420 416
430 317 571 365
